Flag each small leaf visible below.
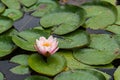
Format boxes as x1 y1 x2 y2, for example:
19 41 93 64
10 54 29 66
114 66 120 80
0 16 13 34
106 25 120 34
24 75 51 80
0 36 16 57
1 0 20 9
2 9 23 21
0 72 4 80
0 2 5 13
19 0 37 7
10 65 30 75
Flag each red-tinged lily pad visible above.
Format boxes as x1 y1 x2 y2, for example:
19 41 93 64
28 53 66 76
24 75 51 80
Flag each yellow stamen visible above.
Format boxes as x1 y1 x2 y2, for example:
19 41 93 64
43 42 51 47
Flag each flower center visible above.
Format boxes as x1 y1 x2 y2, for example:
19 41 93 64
43 42 51 47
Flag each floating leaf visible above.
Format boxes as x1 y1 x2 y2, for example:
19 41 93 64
82 1 117 29
40 6 86 35
0 36 16 57
106 25 120 34
116 6 120 25
12 29 49 51
0 72 4 80
24 75 51 80
1 0 20 9
2 9 23 21
101 0 116 5
89 34 120 52
54 69 106 80
10 54 29 66
10 65 30 75
31 2 58 17
19 0 37 7
28 53 66 76
73 49 119 65
58 50 92 69
58 30 89 49
0 2 5 13
0 16 13 34
114 66 120 80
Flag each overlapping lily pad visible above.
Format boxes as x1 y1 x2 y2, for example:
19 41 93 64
0 2 5 13
58 30 89 49
40 6 86 35
89 34 120 52
12 29 49 51
28 53 66 76
0 72 4 80
0 17 13 34
0 36 16 57
31 2 58 17
1 0 20 9
19 0 37 7
105 25 120 34
24 75 51 80
54 69 106 80
82 1 117 29
73 49 119 65
2 9 23 21
114 66 120 80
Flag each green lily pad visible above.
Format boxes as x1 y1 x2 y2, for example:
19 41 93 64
0 36 16 57
24 75 51 80
31 2 58 17
12 29 49 51
1 0 20 9
105 25 120 34
114 66 120 80
0 2 5 13
58 50 92 69
82 1 117 29
0 72 4 80
58 30 89 49
40 6 86 35
116 6 120 25
89 34 120 52
2 9 23 21
10 54 29 66
28 53 66 76
19 0 37 7
54 69 106 80
73 49 119 65
101 0 116 5
0 17 13 34
10 65 30 75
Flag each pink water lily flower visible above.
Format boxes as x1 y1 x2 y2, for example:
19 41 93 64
35 36 59 57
